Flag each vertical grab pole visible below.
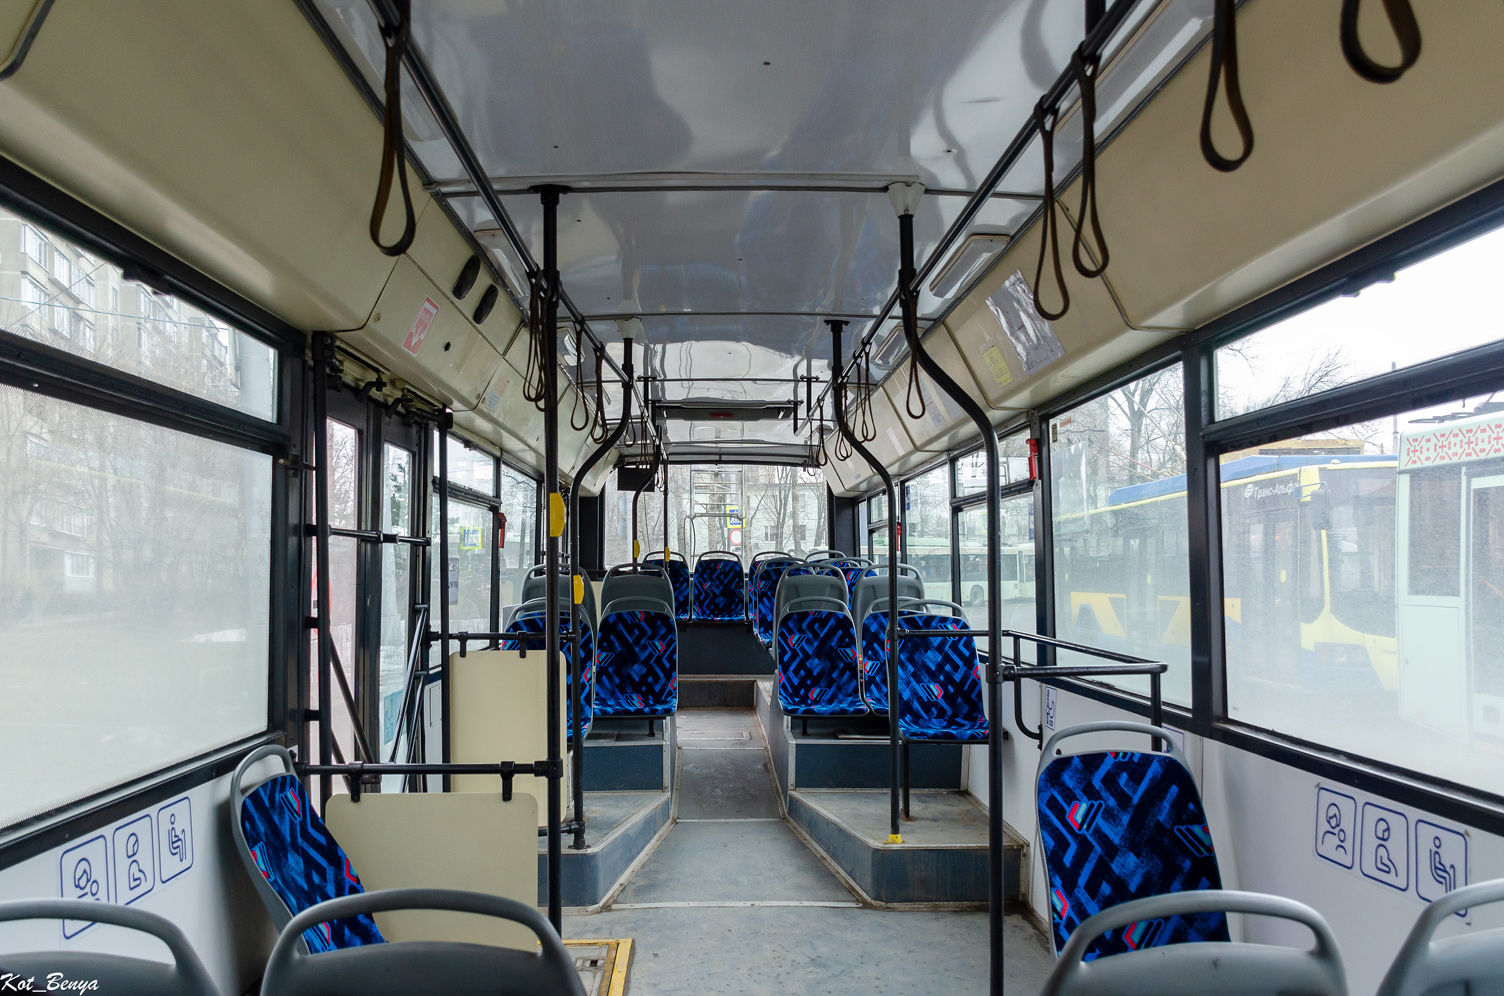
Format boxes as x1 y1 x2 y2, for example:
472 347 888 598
437 409 452 788
537 183 567 932
312 334 335 808
890 182 1004 996
568 339 635 850
828 320 903 844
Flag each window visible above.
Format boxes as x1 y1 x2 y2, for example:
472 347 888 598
869 493 888 521
443 435 497 495
5 211 276 418
64 552 95 578
956 496 1038 650
1220 395 1504 796
1051 365 1191 704
904 466 951 602
0 386 272 829
602 464 825 566
432 499 493 633
1217 225 1504 419
20 224 45 265
955 429 1032 497
18 274 46 320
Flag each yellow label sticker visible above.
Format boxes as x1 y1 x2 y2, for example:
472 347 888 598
548 492 566 537
983 346 1014 389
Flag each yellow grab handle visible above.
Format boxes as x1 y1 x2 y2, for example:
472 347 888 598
548 492 566 538
573 574 584 605
633 539 640 559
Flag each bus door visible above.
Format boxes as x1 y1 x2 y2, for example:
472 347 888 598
1396 466 1465 737
1468 475 1504 740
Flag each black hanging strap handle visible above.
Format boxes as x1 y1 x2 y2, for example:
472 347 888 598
369 0 417 256
1070 50 1109 280
1341 0 1421 84
1032 101 1070 321
1200 0 1255 173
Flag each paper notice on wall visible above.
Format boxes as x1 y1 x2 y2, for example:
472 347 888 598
402 296 440 356
915 372 962 431
986 271 1064 376
481 369 510 414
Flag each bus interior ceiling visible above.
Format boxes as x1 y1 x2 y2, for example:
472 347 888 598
1 1 1504 994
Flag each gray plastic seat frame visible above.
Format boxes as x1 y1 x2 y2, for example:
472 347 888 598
600 570 674 617
1039 889 1347 996
851 566 924 631
1037 721 1190 787
1376 877 1504 996
0 899 221 996
601 595 678 617
774 566 847 634
230 744 320 954
259 888 585 996
522 568 597 633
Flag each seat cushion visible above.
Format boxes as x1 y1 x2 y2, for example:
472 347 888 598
596 609 678 717
1037 751 1228 959
239 775 384 953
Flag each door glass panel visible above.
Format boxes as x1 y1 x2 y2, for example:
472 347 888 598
379 443 412 760
499 465 537 612
957 497 1037 657
432 499 493 633
905 466 951 602
311 419 359 775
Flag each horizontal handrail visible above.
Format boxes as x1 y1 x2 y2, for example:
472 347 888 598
298 759 557 802
323 525 431 547
998 630 1165 747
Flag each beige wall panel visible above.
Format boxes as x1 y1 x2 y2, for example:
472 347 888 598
408 203 525 357
324 792 538 950
1097 0 1504 329
945 220 1167 413
0 0 403 331
339 257 500 409
450 650 568 828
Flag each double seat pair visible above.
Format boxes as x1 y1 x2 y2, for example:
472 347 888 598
772 562 988 742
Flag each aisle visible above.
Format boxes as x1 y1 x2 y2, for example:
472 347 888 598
564 708 1054 995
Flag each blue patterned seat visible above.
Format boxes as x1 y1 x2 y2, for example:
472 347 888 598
502 608 595 738
233 757 384 954
892 612 989 742
595 603 678 717
641 555 692 620
693 554 745 621
1036 723 1228 960
776 606 867 716
860 610 896 713
751 558 802 646
827 559 875 604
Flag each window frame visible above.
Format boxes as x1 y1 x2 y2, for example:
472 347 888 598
856 174 1504 835
0 155 301 867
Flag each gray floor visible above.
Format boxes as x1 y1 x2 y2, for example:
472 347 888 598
795 789 991 847
565 708 1054 995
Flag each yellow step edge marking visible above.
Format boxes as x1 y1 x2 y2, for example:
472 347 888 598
608 937 632 996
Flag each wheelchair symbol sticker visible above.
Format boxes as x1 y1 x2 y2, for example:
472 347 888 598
157 797 193 883
1315 787 1356 870
1044 687 1057 732
112 814 155 905
1415 819 1467 915
59 836 108 938
1361 802 1409 891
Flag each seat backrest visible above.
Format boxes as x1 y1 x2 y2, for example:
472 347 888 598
751 557 804 642
230 745 385 955
1039 890 1346 996
892 611 988 742
503 609 594 737
774 604 866 717
853 569 925 635
641 555 692 620
1036 722 1226 958
0 899 221 996
804 549 845 562
260 889 585 996
692 552 744 620
595 601 679 719
521 568 597 633
775 566 847 632
601 569 674 616
1376 877 1504 996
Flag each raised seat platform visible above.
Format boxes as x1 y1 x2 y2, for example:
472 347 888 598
539 790 672 909
788 789 1024 906
584 716 676 791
